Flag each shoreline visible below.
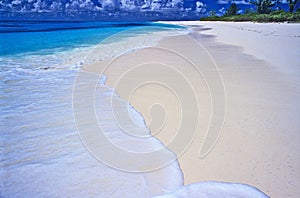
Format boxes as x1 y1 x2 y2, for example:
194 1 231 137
84 21 300 197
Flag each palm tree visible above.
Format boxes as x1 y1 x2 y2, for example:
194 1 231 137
251 0 275 14
288 0 298 13
225 3 238 16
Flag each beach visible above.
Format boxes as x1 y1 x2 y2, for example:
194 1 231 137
84 21 300 197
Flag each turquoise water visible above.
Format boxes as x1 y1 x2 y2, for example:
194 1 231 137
0 21 182 56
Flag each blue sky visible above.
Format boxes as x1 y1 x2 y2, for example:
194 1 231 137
0 0 296 20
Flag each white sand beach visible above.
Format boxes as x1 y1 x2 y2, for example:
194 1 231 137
84 21 300 197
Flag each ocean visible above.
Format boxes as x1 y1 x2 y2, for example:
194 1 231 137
0 21 185 197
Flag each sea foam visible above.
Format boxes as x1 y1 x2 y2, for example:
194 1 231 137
154 181 269 198
0 68 184 197
1 24 185 197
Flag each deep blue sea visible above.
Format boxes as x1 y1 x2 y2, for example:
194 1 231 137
0 21 185 197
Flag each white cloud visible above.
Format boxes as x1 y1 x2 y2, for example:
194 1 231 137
219 7 226 14
2 0 184 13
50 1 63 11
141 0 151 9
151 0 162 10
195 1 206 13
280 0 288 3
12 0 22 5
218 0 251 5
65 0 95 11
32 0 48 12
217 0 229 4
20 6 26 12
171 0 183 9
98 0 115 10
120 0 136 10
95 5 103 10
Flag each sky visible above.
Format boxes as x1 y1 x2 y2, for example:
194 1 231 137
0 0 296 20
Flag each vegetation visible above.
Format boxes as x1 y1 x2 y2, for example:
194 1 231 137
209 10 217 17
251 0 274 14
289 0 298 13
201 1 300 23
225 3 238 16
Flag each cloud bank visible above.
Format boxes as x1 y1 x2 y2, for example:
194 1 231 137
0 0 188 12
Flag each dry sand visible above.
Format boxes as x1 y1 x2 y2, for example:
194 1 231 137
84 21 300 197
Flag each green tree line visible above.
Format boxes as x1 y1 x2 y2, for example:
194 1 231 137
201 0 300 22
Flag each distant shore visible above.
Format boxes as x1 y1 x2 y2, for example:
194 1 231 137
200 10 300 23
84 21 300 197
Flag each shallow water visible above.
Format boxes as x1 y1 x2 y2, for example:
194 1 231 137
0 68 184 197
0 22 184 197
